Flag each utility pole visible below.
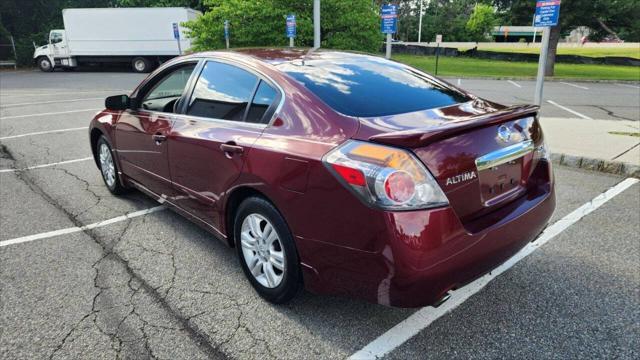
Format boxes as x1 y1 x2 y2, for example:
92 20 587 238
418 0 424 43
313 0 320 48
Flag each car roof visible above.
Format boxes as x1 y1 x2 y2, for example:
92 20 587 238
189 48 381 67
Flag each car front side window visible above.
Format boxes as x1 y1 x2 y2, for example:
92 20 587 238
186 61 258 121
140 64 196 113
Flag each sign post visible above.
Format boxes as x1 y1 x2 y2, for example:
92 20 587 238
381 4 397 59
313 0 320 48
172 22 182 55
435 34 442 75
224 20 230 49
533 0 561 106
286 14 296 47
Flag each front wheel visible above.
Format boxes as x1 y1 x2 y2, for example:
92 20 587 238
97 136 128 195
234 197 302 304
37 57 53 72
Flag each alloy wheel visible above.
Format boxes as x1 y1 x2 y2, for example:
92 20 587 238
99 143 116 187
240 213 285 288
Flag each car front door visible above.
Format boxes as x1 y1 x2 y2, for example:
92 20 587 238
168 59 281 232
115 61 198 197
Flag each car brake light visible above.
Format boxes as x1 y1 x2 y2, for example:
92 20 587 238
323 140 448 210
331 164 366 186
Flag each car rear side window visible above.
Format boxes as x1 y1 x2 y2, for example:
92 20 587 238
277 54 469 117
245 80 278 124
187 61 258 121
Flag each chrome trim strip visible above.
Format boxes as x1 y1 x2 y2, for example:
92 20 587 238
475 140 534 171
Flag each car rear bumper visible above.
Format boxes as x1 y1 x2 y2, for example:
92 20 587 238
298 171 555 308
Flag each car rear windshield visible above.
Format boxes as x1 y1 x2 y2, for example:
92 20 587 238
277 53 469 117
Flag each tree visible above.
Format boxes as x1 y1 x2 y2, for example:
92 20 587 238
494 0 640 76
114 0 205 11
183 0 381 52
466 4 497 41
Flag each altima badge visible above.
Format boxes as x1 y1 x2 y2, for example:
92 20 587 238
446 171 477 186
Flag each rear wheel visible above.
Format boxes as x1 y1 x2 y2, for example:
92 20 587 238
234 197 302 303
131 57 151 73
37 57 53 72
97 136 128 195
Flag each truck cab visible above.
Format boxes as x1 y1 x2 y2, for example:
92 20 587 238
33 30 74 72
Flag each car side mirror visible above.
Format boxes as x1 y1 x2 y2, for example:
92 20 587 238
105 94 130 110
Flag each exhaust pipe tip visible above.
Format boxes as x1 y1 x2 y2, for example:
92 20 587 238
432 292 451 308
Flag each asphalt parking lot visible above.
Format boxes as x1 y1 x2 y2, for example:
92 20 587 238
1 70 639 359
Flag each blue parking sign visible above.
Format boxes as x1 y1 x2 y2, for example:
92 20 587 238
172 23 180 40
534 0 561 27
286 15 296 38
381 5 397 34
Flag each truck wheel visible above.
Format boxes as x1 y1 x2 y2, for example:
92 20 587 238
37 57 53 72
131 57 151 73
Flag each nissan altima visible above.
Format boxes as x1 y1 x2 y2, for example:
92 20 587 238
89 49 555 307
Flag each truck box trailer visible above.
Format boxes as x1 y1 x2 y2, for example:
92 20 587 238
33 7 201 72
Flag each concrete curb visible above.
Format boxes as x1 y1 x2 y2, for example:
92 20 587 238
551 153 640 178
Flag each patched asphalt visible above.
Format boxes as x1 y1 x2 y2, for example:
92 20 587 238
1 70 638 359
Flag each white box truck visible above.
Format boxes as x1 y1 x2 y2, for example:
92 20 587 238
33 7 201 73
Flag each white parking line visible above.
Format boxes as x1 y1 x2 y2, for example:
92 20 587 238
350 177 639 360
559 82 589 90
457 79 461 86
0 206 167 247
507 80 522 88
0 157 93 173
546 100 593 120
0 89 128 96
615 83 640 90
0 127 88 140
0 109 100 120
1 97 103 108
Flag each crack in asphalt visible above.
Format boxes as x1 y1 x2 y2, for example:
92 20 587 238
591 105 638 121
0 144 228 359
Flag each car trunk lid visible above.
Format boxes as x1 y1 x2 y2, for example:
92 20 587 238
355 101 543 224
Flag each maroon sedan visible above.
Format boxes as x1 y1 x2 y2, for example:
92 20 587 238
89 49 555 307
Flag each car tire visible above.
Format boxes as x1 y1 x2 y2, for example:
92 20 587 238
234 196 302 304
37 57 53 72
131 57 151 73
96 136 128 195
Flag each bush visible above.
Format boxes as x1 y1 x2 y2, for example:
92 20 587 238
183 0 382 52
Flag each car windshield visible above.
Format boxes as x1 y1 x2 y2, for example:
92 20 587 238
276 52 469 117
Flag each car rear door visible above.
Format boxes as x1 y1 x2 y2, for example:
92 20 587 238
115 61 199 197
167 59 281 231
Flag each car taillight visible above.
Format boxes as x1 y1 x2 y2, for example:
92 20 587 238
323 140 448 210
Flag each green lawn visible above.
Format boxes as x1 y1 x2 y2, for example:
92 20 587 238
393 54 640 81
458 45 640 59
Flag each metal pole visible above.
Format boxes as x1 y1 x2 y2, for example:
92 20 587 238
386 33 392 59
435 43 440 75
176 38 182 55
534 27 551 106
226 37 230 49
10 36 17 69
531 14 537 44
418 0 423 43
313 0 321 48
290 37 294 47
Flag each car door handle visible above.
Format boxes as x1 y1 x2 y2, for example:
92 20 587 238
152 134 167 144
220 143 244 156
